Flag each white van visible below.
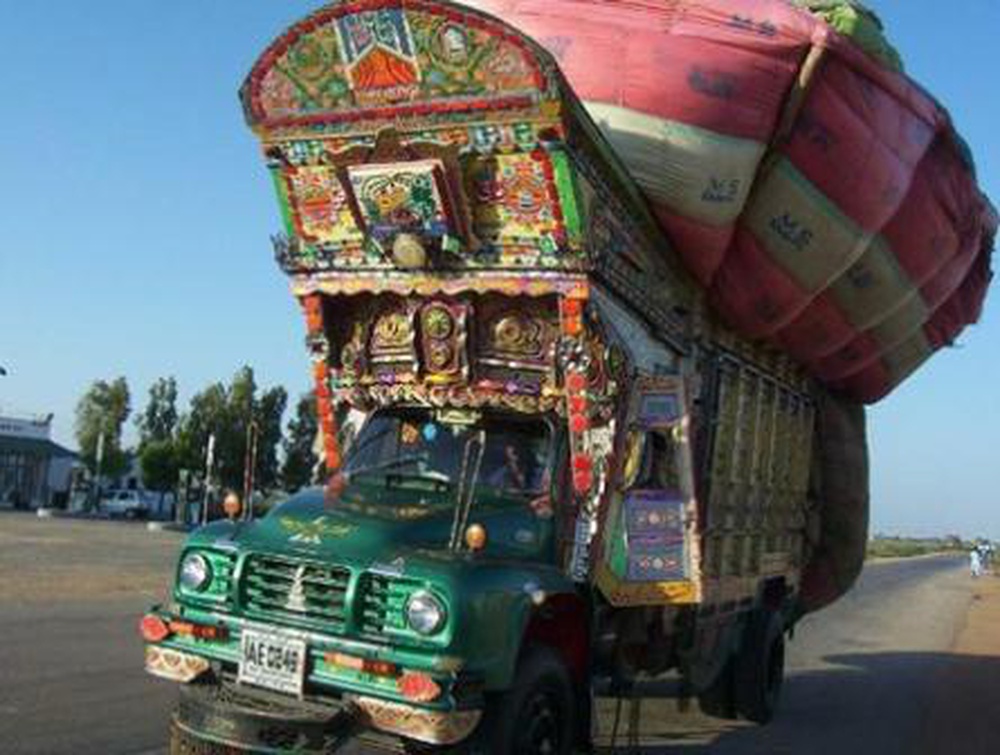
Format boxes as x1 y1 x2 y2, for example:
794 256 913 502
100 489 151 519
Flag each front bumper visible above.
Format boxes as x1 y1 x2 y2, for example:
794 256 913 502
348 694 482 746
144 608 484 746
172 676 482 751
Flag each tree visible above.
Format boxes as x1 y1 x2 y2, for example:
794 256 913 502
214 366 255 492
176 367 287 494
140 439 180 505
282 392 319 492
176 381 227 473
137 377 178 446
255 384 288 491
75 377 131 478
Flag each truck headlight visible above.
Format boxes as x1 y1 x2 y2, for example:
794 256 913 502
406 591 446 635
179 553 212 591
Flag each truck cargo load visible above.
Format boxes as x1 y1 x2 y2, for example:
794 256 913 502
464 0 996 402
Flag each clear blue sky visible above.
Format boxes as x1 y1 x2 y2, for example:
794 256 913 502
0 2 996 538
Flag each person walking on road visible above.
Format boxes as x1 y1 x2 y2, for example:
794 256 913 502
970 547 983 578
979 543 994 573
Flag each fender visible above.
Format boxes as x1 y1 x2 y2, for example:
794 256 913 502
450 564 582 689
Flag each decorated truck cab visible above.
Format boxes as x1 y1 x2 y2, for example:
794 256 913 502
140 2 881 753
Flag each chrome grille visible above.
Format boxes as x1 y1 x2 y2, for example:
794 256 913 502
240 554 350 631
207 551 237 602
358 573 420 639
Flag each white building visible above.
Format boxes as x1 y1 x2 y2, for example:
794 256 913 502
0 413 77 509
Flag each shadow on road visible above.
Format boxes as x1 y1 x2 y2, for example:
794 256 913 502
599 652 1000 755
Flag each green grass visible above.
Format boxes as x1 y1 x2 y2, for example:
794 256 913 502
867 537 968 560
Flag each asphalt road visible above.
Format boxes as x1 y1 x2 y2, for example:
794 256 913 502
597 554 977 754
0 513 181 755
0 514 983 754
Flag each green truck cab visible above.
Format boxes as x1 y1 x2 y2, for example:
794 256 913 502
142 2 867 752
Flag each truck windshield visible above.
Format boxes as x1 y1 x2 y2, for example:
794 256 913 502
341 408 551 515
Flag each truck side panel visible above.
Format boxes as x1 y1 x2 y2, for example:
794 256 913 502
697 352 814 607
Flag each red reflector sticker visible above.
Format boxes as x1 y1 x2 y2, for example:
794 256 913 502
364 659 399 678
398 672 441 703
140 615 170 643
169 620 195 636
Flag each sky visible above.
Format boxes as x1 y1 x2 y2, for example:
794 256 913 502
0 1 996 538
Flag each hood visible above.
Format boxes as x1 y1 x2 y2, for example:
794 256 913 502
211 489 452 568
202 486 552 568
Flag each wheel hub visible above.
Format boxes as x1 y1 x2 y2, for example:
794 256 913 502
518 691 561 755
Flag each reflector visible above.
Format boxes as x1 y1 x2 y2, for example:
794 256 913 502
398 672 442 703
139 615 170 643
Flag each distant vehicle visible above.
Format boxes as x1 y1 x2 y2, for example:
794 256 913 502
100 489 150 519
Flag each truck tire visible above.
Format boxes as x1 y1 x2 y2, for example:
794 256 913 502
476 648 576 755
404 649 576 755
696 659 737 719
734 609 786 724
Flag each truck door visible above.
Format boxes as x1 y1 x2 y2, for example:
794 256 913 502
595 376 700 606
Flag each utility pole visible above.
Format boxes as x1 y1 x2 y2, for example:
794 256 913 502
93 431 105 512
201 434 216 525
176 469 189 526
243 421 260 521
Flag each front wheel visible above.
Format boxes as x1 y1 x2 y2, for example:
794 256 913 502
475 648 576 755
405 649 576 755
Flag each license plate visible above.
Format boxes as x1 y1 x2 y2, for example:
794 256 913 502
238 628 307 696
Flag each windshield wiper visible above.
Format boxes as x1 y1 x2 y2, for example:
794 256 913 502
345 454 427 480
387 469 452 484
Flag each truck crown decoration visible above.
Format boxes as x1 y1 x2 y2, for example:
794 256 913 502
145 2 991 753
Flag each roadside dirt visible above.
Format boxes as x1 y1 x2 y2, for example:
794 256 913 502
0 513 182 602
921 570 1000 754
951 570 1000 654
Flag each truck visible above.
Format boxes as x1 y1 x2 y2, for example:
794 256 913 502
141 2 992 753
